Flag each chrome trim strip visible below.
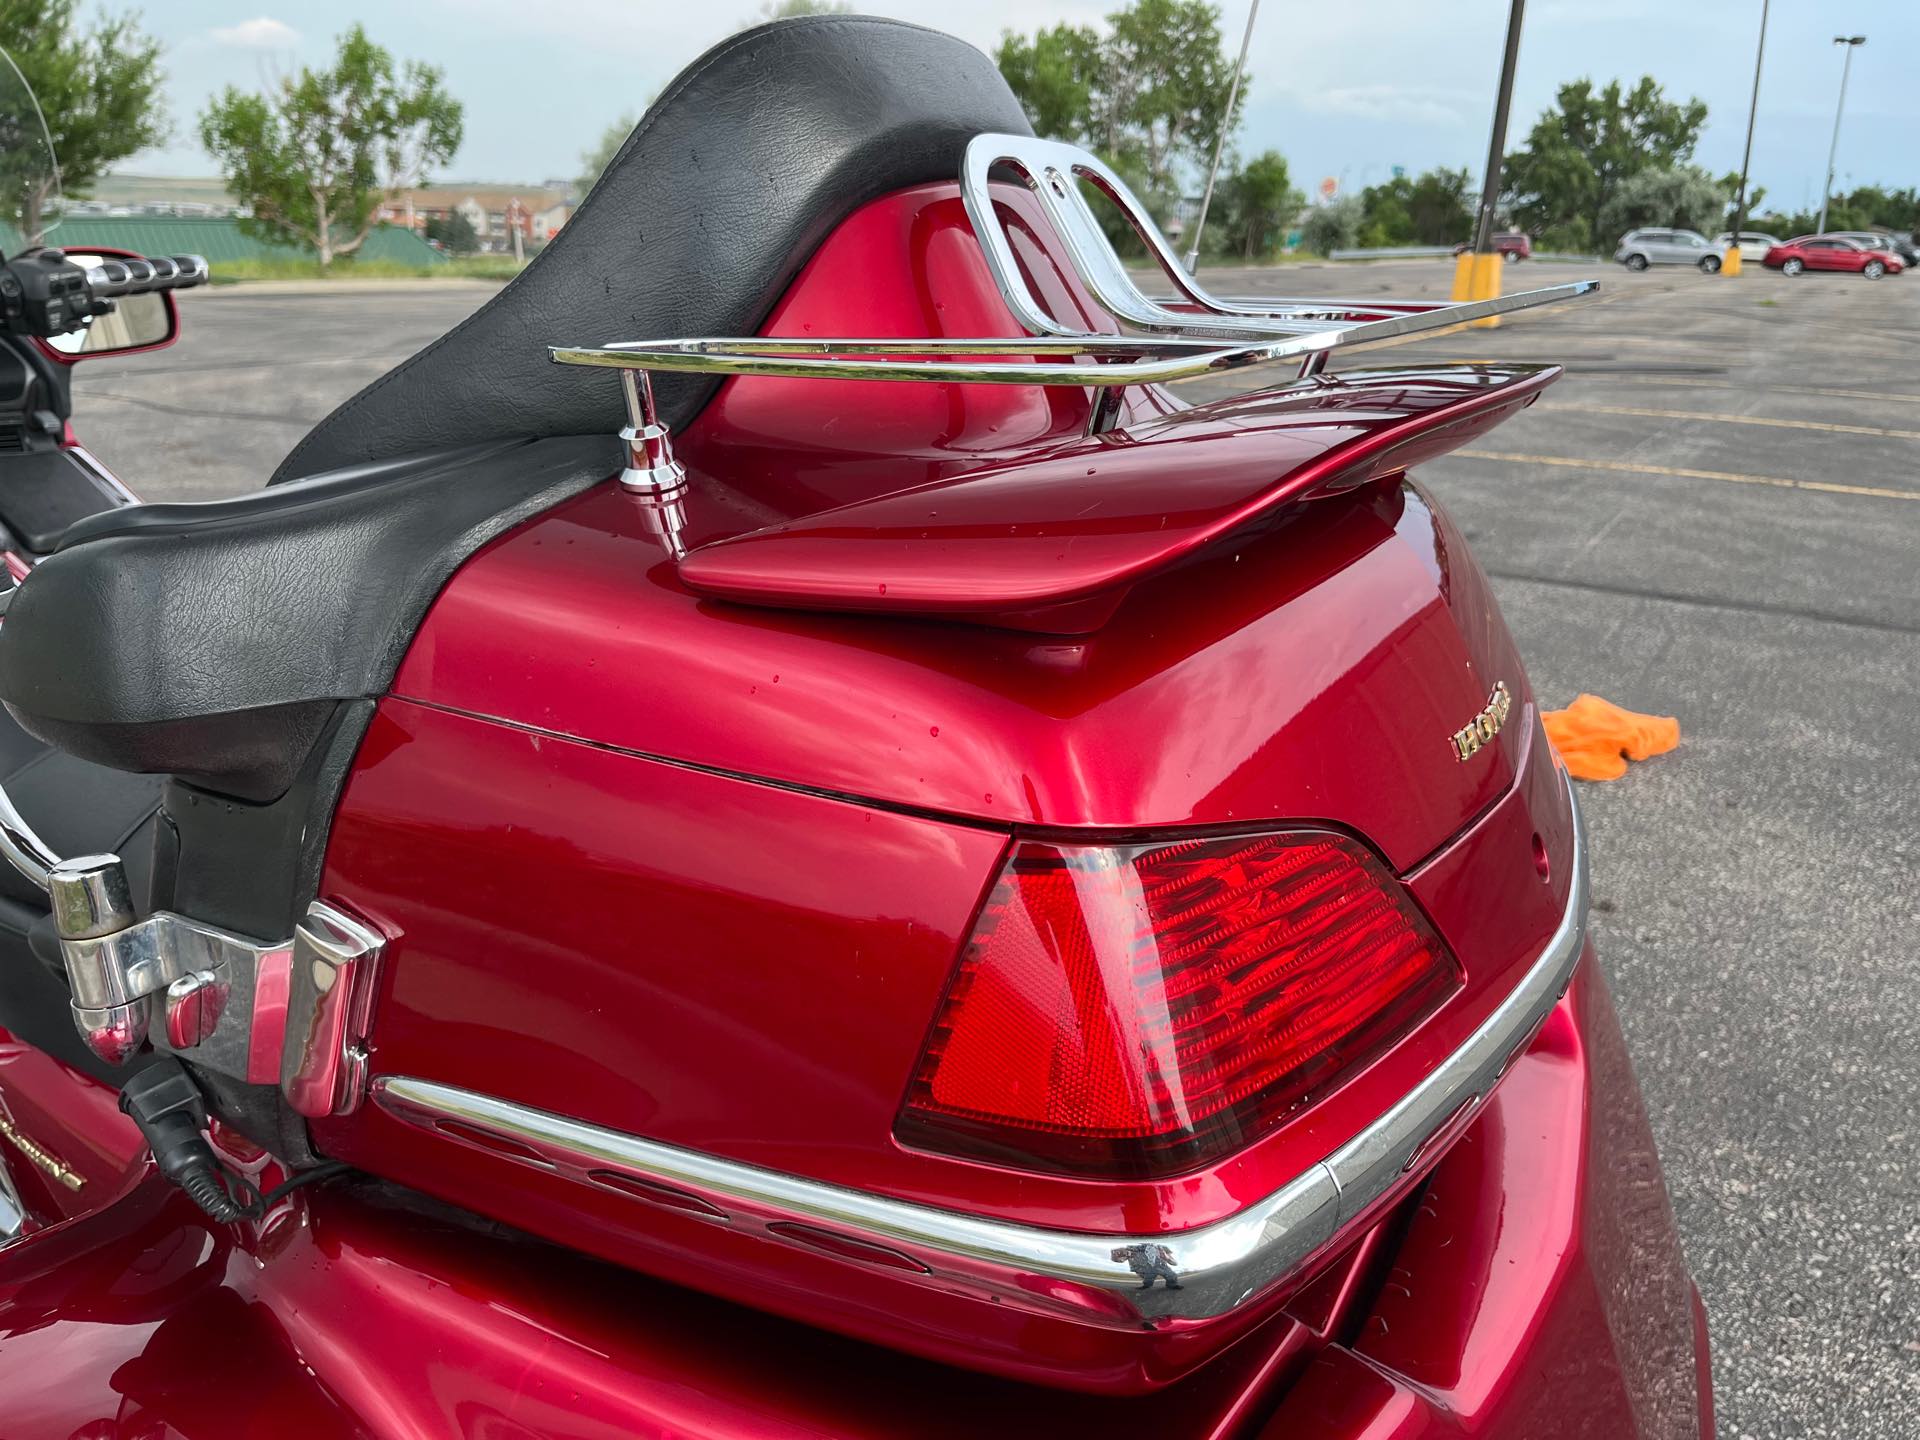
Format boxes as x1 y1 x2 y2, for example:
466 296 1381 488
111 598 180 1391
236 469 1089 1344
377 775 1587 1326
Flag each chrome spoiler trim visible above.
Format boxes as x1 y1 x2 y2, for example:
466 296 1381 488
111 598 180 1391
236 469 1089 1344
376 772 1589 1328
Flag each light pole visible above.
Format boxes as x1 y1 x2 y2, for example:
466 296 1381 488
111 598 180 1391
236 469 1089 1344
1816 35 1865 235
1721 0 1769 276
1183 0 1260 271
1452 0 1525 325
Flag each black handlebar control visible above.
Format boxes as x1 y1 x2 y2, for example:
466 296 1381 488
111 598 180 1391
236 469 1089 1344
0 250 102 339
0 249 209 340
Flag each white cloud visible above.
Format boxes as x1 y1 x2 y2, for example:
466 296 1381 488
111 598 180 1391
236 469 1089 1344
209 18 300 50
1293 85 1478 129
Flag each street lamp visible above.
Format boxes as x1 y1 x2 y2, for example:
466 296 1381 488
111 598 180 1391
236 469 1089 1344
1450 0 1525 326
1721 0 1769 276
1183 0 1260 271
1816 35 1865 235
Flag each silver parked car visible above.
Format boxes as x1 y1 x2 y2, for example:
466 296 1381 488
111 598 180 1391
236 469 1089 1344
1712 230 1782 262
1614 228 1721 272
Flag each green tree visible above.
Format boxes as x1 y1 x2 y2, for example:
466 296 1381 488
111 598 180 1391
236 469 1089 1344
1596 164 1727 239
1357 177 1411 247
751 0 851 18
1406 168 1473 245
996 1 1243 192
199 25 463 266
1215 149 1300 259
1101 0 1238 191
1502 77 1708 246
1764 187 1920 241
579 112 634 196
1718 170 1765 227
1300 195 1362 255
994 23 1100 142
424 210 479 255
0 0 166 244
1359 168 1472 248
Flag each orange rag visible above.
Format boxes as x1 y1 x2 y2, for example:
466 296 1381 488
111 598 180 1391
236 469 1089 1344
1541 694 1680 782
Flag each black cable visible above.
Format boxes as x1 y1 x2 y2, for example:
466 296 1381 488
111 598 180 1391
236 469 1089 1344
120 1059 355 1224
206 1157 352 1220
256 1161 352 1211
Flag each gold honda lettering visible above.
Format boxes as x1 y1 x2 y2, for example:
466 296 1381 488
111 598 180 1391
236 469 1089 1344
1451 681 1512 763
0 1109 85 1191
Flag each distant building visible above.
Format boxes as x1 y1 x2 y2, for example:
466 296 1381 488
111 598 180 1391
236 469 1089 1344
376 186 574 252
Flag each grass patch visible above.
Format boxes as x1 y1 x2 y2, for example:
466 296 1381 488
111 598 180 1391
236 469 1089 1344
207 254 526 284
1757 297 1780 307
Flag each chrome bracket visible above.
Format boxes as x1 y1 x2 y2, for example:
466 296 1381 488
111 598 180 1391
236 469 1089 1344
34 848 384 1118
281 902 385 1119
48 854 293 1078
617 367 689 560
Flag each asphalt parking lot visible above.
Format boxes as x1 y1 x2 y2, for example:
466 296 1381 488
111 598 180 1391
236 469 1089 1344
74 259 1919 1439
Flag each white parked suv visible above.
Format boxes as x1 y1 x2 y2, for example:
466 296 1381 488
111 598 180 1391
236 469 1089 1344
1712 230 1782 262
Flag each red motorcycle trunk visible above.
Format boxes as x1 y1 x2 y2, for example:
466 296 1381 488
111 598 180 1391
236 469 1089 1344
0 178 1714 1433
258 183 1587 1391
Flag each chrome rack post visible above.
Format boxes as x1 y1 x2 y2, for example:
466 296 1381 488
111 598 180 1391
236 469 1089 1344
617 368 689 560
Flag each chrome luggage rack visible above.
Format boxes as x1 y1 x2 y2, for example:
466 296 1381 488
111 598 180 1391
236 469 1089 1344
556 133 1594 554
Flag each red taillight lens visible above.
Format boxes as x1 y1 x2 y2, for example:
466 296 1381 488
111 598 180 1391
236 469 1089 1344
897 831 1460 1179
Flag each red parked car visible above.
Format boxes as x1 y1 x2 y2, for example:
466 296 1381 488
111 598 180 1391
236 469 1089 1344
0 18 1711 1438
1454 230 1533 261
1762 233 1906 278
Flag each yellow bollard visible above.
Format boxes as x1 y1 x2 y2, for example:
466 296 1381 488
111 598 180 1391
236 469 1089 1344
1470 251 1503 328
1450 250 1476 302
1721 245 1743 277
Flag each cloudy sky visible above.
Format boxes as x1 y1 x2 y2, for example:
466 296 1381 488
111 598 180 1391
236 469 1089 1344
117 2 1909 214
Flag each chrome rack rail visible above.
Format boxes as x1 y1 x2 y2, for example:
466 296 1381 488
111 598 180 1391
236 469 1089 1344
558 132 1594 550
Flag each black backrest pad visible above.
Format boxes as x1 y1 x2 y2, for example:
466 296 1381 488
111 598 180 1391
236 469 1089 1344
270 16 1031 484
0 436 619 800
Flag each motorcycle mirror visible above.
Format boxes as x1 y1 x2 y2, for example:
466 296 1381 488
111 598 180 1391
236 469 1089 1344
40 252 178 358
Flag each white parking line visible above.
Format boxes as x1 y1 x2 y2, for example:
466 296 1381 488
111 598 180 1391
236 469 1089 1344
1455 449 1920 502
1540 403 1920 442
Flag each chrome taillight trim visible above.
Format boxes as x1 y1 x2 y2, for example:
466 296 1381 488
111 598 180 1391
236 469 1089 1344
375 774 1587 1327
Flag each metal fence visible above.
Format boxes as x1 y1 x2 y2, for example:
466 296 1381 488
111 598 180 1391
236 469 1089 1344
43 216 444 268
1328 245 1457 260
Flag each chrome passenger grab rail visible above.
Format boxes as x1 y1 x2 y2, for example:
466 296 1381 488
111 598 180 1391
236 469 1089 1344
553 132 1596 393
550 134 1595 542
0 781 59 893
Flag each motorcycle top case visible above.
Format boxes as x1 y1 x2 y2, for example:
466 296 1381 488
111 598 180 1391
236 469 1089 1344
300 179 1578 1391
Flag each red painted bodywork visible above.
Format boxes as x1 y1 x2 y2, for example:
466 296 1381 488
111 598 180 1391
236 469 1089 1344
0 179 1710 1430
293 182 1573 1386
0 961 1708 1438
676 366 1553 627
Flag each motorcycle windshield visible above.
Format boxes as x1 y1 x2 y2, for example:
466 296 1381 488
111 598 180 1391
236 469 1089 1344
0 45 60 251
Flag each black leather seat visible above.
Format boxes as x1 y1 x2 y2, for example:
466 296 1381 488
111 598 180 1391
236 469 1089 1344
0 17 1031 804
